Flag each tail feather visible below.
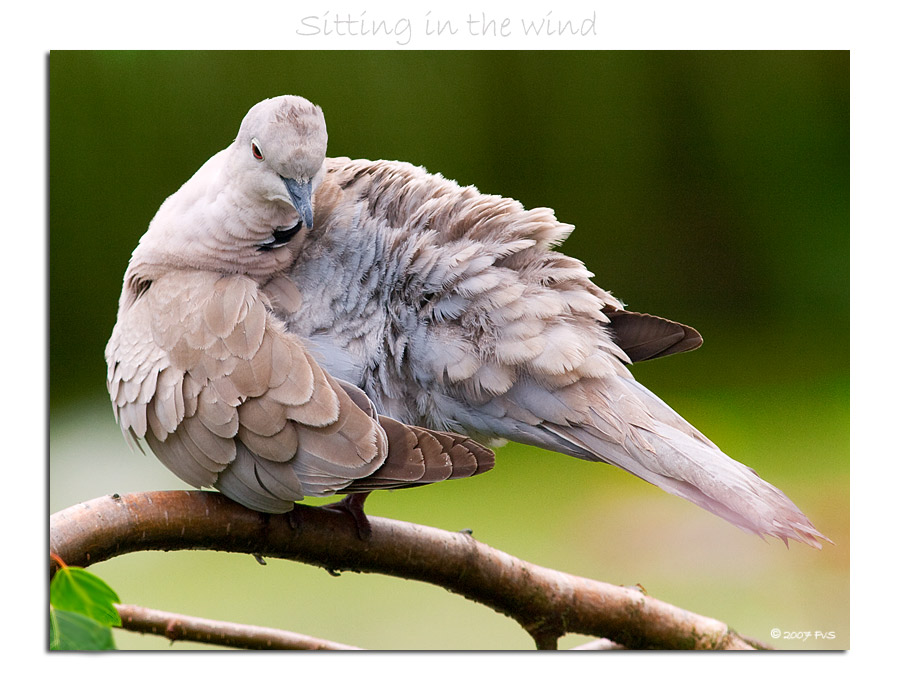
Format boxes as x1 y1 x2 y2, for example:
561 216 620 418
591 422 826 547
524 374 830 548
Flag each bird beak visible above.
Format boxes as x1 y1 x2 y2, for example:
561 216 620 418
281 177 314 230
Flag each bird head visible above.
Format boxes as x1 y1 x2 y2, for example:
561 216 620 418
231 95 328 230
125 95 331 284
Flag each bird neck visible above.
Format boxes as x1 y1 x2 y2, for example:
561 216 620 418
126 150 302 284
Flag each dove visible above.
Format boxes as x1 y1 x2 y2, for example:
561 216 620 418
106 95 828 547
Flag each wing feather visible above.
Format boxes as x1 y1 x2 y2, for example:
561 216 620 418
106 270 492 513
605 309 703 362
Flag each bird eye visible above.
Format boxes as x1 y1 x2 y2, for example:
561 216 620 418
251 138 264 161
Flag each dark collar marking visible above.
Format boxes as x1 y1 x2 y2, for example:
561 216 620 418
257 219 304 252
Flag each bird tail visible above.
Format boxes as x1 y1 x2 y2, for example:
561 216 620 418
542 375 830 548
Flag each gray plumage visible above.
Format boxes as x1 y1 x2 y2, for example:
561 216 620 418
106 95 828 548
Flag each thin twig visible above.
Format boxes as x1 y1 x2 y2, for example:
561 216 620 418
115 603 362 650
50 491 768 650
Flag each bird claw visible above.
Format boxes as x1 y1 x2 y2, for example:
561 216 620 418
321 493 373 540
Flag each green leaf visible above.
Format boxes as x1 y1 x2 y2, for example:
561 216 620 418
49 604 60 649
50 608 117 650
50 567 121 627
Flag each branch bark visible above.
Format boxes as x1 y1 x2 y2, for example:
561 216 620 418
49 491 768 650
115 603 363 650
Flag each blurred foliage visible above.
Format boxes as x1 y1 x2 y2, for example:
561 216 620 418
48 51 848 650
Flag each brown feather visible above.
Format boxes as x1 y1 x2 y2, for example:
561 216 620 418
228 330 274 397
339 417 495 492
261 274 303 314
145 430 220 488
182 414 236 464
205 277 248 337
266 343 316 406
223 297 267 359
237 421 299 463
281 357 340 427
237 395 287 437
196 387 240 434
605 309 703 363
297 422 381 469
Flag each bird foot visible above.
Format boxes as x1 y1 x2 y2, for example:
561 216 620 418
321 492 373 540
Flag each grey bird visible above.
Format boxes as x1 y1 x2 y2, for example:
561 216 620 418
106 95 828 547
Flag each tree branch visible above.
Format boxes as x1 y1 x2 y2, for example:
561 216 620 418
50 491 768 650
114 603 363 650
570 638 627 650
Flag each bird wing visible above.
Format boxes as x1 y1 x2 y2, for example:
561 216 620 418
105 270 492 513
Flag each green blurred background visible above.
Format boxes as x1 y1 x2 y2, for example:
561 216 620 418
49 51 848 650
